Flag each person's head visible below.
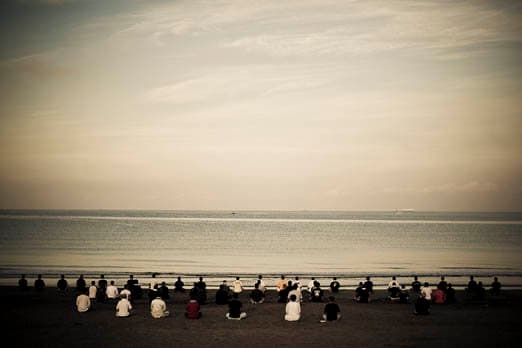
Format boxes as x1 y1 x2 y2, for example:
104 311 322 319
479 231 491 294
289 294 297 302
494 277 498 281
233 292 239 299
152 273 156 278
190 293 197 301
414 276 418 280
401 285 406 289
359 282 363 286
328 296 335 302
478 281 483 287
37 274 42 279
161 281 166 286
236 276 240 280
60 274 65 279
177 276 181 280
199 276 203 281
424 282 429 287
333 277 337 280
222 280 227 284
448 283 453 288
79 274 84 279
392 276 396 280
441 276 445 281
470 275 474 280
293 284 298 290
254 283 259 289
312 277 315 280
110 280 115 285
314 280 319 287
258 275 263 279
281 275 285 280
21 274 26 279
366 276 370 281
288 280 293 288
100 274 105 279
129 274 134 279
295 276 299 280
91 280 95 285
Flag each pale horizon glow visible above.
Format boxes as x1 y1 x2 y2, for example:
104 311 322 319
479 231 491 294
0 0 521 211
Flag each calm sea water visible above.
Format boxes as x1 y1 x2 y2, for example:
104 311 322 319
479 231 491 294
1 210 521 287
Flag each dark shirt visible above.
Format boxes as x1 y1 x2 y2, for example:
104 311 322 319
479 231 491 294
174 280 185 292
250 289 264 303
76 278 86 292
228 299 242 318
446 287 456 303
34 279 45 292
355 286 369 303
18 278 28 290
215 289 230 305
57 279 68 291
196 281 206 290
158 285 170 300
491 281 501 294
415 297 430 315
330 281 340 293
311 287 324 302
324 303 340 321
467 280 478 292
411 281 421 292
437 281 448 291
363 281 373 293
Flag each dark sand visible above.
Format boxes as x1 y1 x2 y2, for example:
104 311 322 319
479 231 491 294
1 286 521 347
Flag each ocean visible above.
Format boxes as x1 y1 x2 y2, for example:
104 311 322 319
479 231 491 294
1 210 521 288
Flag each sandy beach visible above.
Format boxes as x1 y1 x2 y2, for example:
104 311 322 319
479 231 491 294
1 286 520 348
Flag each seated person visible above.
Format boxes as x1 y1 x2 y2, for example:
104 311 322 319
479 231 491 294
76 290 91 313
250 282 265 304
158 281 170 301
411 276 421 293
57 275 68 293
387 276 401 299
226 293 247 320
194 278 208 304
19 274 28 291
120 284 132 304
106 281 119 301
421 282 432 301
150 295 169 318
354 282 369 303
215 281 232 305
34 274 46 292
414 294 430 315
174 276 185 292
277 284 290 303
185 294 202 319
284 294 301 321
363 276 374 294
399 285 410 304
445 283 456 303
475 281 486 300
432 288 445 304
310 281 324 302
115 293 133 317
329 277 341 293
466 276 478 294
321 296 341 322
277 275 288 293
437 276 448 292
490 277 501 295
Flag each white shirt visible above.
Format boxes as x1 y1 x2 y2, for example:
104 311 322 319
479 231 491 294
308 280 315 292
116 298 132 317
421 287 432 300
88 285 97 299
388 280 400 288
288 289 302 302
106 285 119 299
76 294 91 312
150 298 168 318
257 279 266 292
285 301 301 321
233 280 243 293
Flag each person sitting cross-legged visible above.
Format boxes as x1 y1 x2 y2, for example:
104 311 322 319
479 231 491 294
185 294 202 319
321 296 341 322
115 293 133 317
284 294 301 321
150 295 169 318
226 293 247 320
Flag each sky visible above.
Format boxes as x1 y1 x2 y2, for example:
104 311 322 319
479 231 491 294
0 0 521 211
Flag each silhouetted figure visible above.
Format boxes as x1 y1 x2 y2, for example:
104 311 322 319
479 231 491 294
76 274 86 293
216 281 231 305
18 274 28 291
174 276 185 292
250 282 265 304
34 274 45 292
322 296 341 322
127 274 142 299
411 276 421 293
310 281 324 302
158 281 170 301
97 275 108 302
226 293 246 320
490 277 501 295
330 277 341 293
355 282 369 303
57 274 68 293
414 295 430 315
195 277 207 304
363 276 374 294
437 276 448 292
475 281 486 301
185 294 202 319
466 276 478 294
446 283 456 303
399 285 410 304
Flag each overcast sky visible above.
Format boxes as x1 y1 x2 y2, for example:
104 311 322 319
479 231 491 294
0 0 521 211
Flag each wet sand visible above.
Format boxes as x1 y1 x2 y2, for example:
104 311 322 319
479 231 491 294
1 286 520 347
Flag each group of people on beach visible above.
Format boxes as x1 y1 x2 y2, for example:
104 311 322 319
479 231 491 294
17 273 503 320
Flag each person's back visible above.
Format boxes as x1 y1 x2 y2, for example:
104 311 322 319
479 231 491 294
106 281 119 300
57 275 68 293
277 285 289 303
233 277 243 294
411 277 421 293
363 277 373 294
388 277 400 297
76 275 86 293
467 276 478 293
226 293 246 320
19 275 28 291
185 298 201 319
322 296 341 322
446 284 456 303
355 283 369 303
158 282 170 301
34 275 45 292
76 292 91 313
414 296 430 315
330 278 340 293
438 277 448 292
150 297 169 318
277 276 288 293
311 282 324 302
432 288 445 304
399 286 409 304
421 283 432 301
174 277 185 292
284 295 301 321
491 277 501 295
116 295 132 317
250 283 264 304
88 281 97 300
216 287 231 305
